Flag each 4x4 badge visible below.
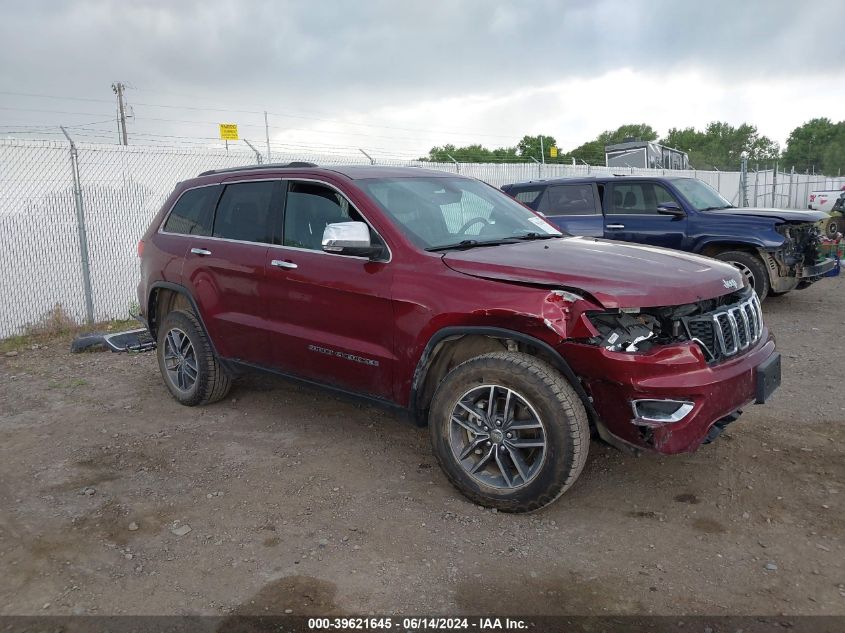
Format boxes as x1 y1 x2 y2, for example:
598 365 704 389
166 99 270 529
723 278 739 290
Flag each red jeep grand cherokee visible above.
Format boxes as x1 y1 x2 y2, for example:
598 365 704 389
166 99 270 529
137 164 780 512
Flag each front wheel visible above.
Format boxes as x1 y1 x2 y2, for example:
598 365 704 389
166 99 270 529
428 352 589 513
714 250 770 301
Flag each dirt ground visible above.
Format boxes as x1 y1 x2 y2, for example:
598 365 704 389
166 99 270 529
1 276 843 617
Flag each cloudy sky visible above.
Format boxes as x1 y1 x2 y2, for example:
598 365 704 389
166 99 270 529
1 0 843 158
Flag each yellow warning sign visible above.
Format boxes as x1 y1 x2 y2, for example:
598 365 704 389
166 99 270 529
549 146 558 158
219 123 239 141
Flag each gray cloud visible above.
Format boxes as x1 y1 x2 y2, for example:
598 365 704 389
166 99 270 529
1 0 843 149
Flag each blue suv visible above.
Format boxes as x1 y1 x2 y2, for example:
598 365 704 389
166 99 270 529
501 176 834 300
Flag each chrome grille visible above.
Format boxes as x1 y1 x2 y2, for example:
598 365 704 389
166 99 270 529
684 294 764 362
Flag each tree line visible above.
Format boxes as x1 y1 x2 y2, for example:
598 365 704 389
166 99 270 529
422 118 845 175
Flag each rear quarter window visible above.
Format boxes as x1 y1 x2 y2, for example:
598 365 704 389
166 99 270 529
162 185 219 236
509 187 545 209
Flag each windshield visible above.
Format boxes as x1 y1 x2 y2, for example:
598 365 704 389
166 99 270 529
672 178 732 211
358 176 562 250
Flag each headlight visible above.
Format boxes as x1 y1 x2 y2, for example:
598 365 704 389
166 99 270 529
587 311 658 353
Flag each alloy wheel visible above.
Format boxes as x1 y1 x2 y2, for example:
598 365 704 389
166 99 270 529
163 327 198 393
448 384 547 490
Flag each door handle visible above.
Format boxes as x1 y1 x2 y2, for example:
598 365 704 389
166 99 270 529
271 259 298 270
606 224 625 230
190 247 212 256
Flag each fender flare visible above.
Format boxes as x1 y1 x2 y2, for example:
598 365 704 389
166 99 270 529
146 281 220 358
694 238 770 254
409 326 600 425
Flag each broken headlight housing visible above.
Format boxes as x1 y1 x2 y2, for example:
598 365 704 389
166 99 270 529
584 287 754 359
586 310 660 353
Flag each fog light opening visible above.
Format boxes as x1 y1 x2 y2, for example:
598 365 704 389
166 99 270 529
631 399 695 425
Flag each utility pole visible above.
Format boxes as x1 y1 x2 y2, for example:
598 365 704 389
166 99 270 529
111 82 129 145
264 111 271 162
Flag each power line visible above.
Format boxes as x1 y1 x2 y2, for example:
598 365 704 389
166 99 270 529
0 88 519 140
0 103 496 149
0 91 584 158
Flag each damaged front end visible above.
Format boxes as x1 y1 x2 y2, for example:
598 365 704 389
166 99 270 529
546 286 778 454
582 286 761 362
766 223 836 290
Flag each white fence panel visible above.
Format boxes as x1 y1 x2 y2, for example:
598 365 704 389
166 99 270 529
1 138 842 338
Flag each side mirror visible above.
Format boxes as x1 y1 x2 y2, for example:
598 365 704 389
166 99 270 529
657 201 685 217
322 221 382 259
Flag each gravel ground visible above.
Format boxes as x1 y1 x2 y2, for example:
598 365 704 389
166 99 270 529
0 276 843 617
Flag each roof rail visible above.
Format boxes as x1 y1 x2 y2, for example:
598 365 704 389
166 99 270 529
198 161 319 177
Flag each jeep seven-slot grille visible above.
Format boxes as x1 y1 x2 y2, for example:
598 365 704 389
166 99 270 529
683 294 764 362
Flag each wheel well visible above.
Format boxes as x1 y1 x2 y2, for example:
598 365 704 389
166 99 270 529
148 287 192 338
699 243 758 258
414 334 564 424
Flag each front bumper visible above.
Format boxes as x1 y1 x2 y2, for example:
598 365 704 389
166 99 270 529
560 332 778 454
800 258 836 278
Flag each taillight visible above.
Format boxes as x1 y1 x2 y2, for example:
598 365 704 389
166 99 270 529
137 240 145 257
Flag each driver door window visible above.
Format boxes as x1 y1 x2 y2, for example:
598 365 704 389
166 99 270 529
608 183 679 215
283 181 384 252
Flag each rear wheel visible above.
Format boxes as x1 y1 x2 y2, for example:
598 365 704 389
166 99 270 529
156 309 231 406
714 250 770 301
428 352 589 513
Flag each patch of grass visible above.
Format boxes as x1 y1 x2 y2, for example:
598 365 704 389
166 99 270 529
0 334 33 355
98 318 139 333
1 303 141 355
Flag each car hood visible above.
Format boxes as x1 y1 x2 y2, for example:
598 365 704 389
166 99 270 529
703 207 829 223
442 237 743 309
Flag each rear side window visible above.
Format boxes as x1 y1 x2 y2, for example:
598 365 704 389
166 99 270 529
609 184 646 213
162 186 218 236
212 181 276 243
542 184 598 215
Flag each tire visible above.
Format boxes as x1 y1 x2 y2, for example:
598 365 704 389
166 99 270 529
428 351 589 513
156 309 231 406
821 215 840 239
714 250 770 301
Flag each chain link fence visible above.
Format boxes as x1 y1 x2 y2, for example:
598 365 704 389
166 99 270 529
1 138 842 338
742 165 844 209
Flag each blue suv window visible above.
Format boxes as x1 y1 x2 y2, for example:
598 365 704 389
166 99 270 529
511 187 545 207
608 183 679 215
542 184 598 215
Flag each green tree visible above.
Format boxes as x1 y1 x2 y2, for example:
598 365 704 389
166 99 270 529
422 143 518 163
661 121 779 170
820 131 845 176
516 134 559 162
782 118 845 174
597 123 658 145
